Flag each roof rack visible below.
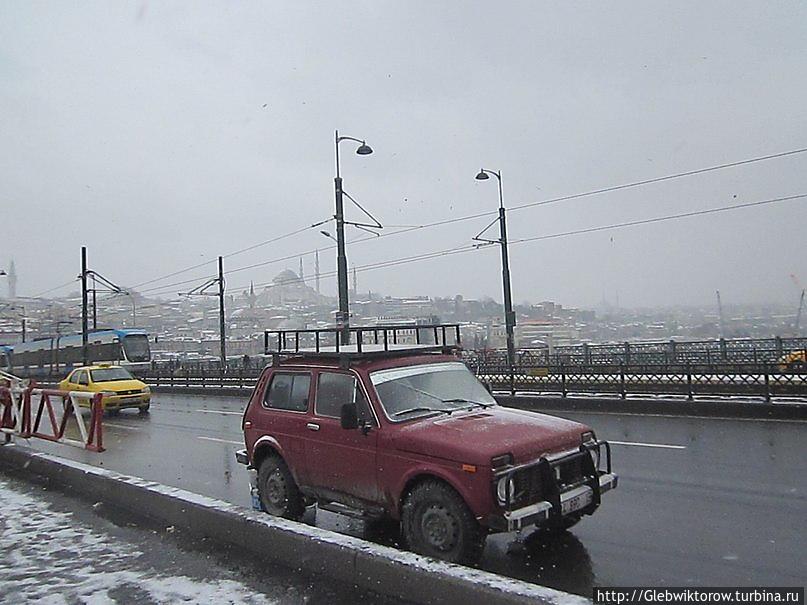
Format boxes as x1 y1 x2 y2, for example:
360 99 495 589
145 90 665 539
263 323 462 360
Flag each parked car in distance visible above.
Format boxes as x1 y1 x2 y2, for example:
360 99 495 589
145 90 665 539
236 331 616 564
778 350 806 373
58 364 151 415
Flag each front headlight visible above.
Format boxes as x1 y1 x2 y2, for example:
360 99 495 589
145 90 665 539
581 430 596 444
142 386 151 394
496 476 516 506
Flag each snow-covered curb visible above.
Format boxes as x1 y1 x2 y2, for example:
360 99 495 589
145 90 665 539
0 443 589 605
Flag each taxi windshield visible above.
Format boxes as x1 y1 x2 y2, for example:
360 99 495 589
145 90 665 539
370 361 496 421
90 367 134 382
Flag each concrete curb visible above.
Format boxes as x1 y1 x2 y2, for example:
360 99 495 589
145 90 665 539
0 443 588 605
497 394 807 420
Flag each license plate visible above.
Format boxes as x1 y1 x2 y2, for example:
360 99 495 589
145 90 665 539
561 490 592 515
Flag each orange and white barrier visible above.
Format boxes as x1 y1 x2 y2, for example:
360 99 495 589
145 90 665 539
0 385 105 452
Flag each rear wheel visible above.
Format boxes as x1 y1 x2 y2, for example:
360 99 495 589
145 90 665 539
402 480 484 564
257 456 305 521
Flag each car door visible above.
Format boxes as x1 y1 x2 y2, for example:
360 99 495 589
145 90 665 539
304 370 379 505
74 370 89 391
250 370 313 485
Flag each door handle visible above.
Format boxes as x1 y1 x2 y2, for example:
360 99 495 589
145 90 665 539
306 423 320 432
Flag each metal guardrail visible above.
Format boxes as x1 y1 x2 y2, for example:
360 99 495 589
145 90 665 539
467 337 807 369
133 363 807 401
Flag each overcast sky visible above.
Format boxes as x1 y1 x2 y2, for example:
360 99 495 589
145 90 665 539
2 1 806 309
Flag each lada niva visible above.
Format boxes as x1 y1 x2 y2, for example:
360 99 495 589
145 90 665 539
236 329 616 564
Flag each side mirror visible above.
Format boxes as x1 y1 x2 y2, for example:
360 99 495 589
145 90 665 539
340 403 358 430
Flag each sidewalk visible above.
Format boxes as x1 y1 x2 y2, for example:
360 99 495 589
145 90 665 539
0 473 395 604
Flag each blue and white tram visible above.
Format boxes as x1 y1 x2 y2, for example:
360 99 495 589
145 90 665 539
1 329 152 378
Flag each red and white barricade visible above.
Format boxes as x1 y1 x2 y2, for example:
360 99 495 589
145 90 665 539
0 384 105 452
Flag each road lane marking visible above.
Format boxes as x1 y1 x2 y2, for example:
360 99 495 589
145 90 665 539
105 423 141 431
609 440 686 450
196 436 242 445
194 409 243 416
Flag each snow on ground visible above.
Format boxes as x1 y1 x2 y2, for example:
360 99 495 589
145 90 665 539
0 477 274 605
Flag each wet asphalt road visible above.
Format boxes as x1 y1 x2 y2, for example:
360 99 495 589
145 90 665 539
12 393 807 597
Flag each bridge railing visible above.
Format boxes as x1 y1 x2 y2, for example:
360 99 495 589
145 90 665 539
133 362 807 401
476 362 807 401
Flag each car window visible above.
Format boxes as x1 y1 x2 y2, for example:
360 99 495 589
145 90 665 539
77 371 89 386
315 372 373 423
90 367 134 382
69 371 80 384
263 373 310 412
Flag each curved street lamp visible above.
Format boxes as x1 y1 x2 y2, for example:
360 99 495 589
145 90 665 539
334 131 373 343
475 168 516 389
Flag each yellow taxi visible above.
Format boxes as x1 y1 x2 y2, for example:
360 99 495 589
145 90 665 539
778 350 806 373
58 364 151 414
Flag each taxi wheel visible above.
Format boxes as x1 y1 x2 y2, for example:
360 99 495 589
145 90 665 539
106 409 119 417
139 404 150 414
257 456 305 521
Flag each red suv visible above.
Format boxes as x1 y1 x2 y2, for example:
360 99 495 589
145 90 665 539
236 327 616 564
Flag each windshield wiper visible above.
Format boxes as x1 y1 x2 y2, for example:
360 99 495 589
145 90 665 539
441 398 494 408
392 407 451 418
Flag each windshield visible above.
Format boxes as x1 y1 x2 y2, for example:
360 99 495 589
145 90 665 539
370 362 496 421
90 367 135 382
122 334 151 362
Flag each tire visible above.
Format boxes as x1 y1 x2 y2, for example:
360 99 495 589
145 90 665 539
138 404 150 414
789 361 806 374
257 456 305 521
106 408 119 417
402 480 484 564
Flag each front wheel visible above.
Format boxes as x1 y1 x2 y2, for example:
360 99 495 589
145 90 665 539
138 404 150 414
257 456 305 521
402 480 484 564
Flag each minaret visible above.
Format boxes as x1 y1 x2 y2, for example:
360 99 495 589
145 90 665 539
7 259 17 299
299 257 305 284
315 250 320 294
248 281 256 309
352 266 357 296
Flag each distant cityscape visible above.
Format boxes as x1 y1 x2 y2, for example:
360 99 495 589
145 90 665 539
1 259 803 364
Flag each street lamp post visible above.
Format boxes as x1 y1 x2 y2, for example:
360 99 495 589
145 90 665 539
81 246 89 364
475 169 517 392
333 130 373 344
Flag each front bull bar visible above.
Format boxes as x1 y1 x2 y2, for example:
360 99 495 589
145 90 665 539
491 439 616 532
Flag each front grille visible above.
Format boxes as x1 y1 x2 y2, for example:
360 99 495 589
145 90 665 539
116 389 141 396
557 456 585 489
510 466 543 509
503 450 591 510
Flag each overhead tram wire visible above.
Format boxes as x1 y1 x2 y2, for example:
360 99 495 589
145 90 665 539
141 187 807 299
224 191 807 294
508 193 807 245
130 219 331 290
508 146 807 213
134 146 807 297
31 278 79 299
